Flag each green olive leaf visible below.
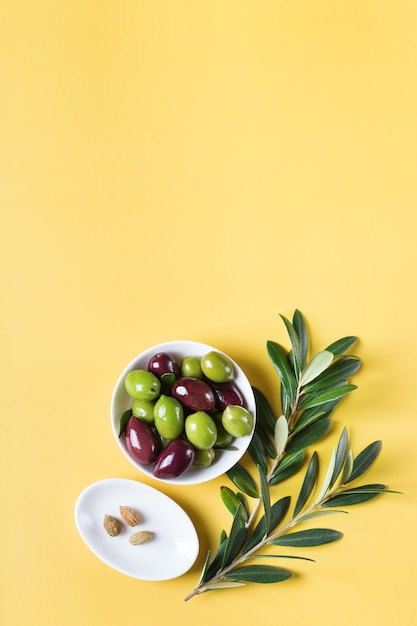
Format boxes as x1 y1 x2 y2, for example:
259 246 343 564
248 431 269 475
118 409 132 437
293 309 309 369
274 414 289 458
271 528 343 547
220 486 247 519
224 564 293 584
269 450 305 485
324 336 358 357
222 504 248 567
201 531 228 582
280 314 303 379
302 356 361 394
258 466 271 533
242 496 291 554
286 418 331 454
294 451 319 517
341 449 354 484
298 384 357 411
266 341 297 405
344 440 382 484
252 386 277 437
299 351 334 387
322 484 388 507
160 372 176 394
330 427 349 488
227 464 259 498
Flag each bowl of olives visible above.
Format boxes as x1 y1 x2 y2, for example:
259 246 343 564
110 340 256 485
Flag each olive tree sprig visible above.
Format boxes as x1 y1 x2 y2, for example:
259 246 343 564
184 310 395 601
184 428 394 600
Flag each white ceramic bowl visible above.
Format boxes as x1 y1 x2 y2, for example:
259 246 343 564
110 340 256 485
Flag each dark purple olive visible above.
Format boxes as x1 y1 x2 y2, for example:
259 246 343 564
147 352 180 378
125 416 160 464
211 381 245 411
152 438 195 479
171 376 216 412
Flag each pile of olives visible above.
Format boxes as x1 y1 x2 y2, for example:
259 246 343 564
120 350 254 480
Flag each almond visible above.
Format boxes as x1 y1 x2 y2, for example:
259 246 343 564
103 514 121 537
129 531 154 545
119 505 142 526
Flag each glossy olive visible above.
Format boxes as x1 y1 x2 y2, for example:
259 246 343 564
222 405 254 437
200 351 234 383
212 412 234 448
153 394 184 440
185 411 218 450
131 399 155 423
147 352 180 378
193 448 215 468
152 438 195 479
125 369 161 401
180 355 204 379
171 376 216 412
125 416 160 464
211 380 245 411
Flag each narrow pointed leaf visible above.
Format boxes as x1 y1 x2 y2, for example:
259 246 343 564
220 486 248 521
293 309 309 368
267 341 297 404
315 447 336 503
246 553 315 562
344 440 382 484
258 466 271 533
280 314 303 379
325 336 358 357
271 528 343 547
301 509 348 522
299 351 334 387
252 386 276 437
322 485 387 507
248 431 268 475
341 449 354 483
298 384 357 410
222 504 247 567
224 564 293 584
202 532 228 581
294 451 319 516
330 427 349 488
280 382 291 418
197 550 212 585
291 409 327 435
274 414 289 457
243 496 291 554
227 464 259 498
118 409 132 437
303 356 362 394
286 417 331 454
269 450 305 485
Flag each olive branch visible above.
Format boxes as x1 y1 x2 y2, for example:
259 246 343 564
184 310 397 601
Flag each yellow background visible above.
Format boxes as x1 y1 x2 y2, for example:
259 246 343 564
1 1 416 624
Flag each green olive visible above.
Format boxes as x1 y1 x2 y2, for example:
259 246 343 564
222 405 254 437
212 412 234 448
185 411 218 450
180 355 204 379
193 448 215 467
153 394 184 440
200 351 234 383
125 369 161 401
131 399 155 423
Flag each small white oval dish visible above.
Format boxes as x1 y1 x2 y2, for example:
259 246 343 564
74 478 199 580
